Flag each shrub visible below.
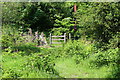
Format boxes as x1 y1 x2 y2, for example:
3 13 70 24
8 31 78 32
1 25 21 49
90 48 119 68
2 53 51 78
63 40 96 57
22 49 61 77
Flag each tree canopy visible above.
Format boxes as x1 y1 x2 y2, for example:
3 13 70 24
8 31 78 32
2 2 120 47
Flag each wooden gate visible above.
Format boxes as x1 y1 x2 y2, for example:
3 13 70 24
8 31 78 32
49 33 71 45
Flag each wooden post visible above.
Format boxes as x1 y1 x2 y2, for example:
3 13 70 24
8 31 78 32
74 4 77 31
69 33 71 40
50 33 52 45
74 4 77 12
64 33 66 43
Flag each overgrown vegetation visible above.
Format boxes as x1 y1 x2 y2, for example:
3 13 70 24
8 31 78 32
1 2 120 78
2 40 119 78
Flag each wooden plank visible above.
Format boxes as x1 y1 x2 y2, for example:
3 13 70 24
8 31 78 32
69 33 71 40
52 42 62 44
50 33 52 44
52 36 64 37
52 39 64 40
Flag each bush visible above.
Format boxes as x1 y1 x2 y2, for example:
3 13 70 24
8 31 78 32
89 48 119 68
107 32 120 48
2 25 39 51
3 42 39 55
19 48 62 77
2 53 51 78
63 40 96 58
1 25 21 49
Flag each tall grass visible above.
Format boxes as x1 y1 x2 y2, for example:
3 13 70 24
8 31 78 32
2 38 119 78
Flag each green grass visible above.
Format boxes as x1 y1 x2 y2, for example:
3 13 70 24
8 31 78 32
2 51 114 78
54 57 79 78
0 53 2 78
2 53 51 78
2 43 118 78
54 57 113 78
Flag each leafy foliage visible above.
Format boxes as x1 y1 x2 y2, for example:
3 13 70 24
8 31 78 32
76 2 120 44
1 25 20 48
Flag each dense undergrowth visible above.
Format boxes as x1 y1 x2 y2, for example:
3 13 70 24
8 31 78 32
2 40 119 78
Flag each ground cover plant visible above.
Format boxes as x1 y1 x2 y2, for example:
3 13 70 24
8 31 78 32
1 2 120 78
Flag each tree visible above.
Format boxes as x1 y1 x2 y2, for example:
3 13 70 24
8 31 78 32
76 2 120 45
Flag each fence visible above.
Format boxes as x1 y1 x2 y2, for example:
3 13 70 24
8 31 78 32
49 33 71 45
22 28 72 46
21 28 48 46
